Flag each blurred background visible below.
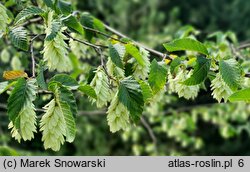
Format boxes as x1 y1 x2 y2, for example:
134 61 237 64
1 0 250 155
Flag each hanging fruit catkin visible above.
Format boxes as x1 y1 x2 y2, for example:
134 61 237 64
8 79 37 142
0 3 9 34
168 69 200 100
40 99 66 151
69 33 91 59
107 92 130 132
133 47 150 80
90 66 112 108
106 57 125 79
43 11 72 72
211 73 233 103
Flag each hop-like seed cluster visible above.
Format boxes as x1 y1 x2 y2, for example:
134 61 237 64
69 33 91 59
8 79 37 142
146 87 166 116
43 11 72 72
168 69 199 100
90 67 112 108
0 4 9 34
107 93 130 132
11 56 23 70
40 99 66 151
133 47 150 80
0 49 10 63
211 73 233 103
9 103 37 142
8 122 21 142
106 57 125 79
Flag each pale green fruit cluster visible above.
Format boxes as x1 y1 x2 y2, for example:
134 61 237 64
107 93 130 132
0 4 9 34
8 79 37 142
40 99 66 151
168 69 199 100
90 67 112 108
133 47 150 80
146 87 166 116
106 57 125 79
69 33 91 59
106 43 126 79
211 73 232 103
8 103 37 142
0 49 10 63
8 122 21 143
11 56 23 70
43 11 72 72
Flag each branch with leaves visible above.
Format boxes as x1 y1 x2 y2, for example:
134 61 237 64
0 1 250 152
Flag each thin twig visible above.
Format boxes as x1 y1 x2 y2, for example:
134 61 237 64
140 116 158 151
103 24 171 60
21 17 42 27
94 47 117 84
0 103 7 109
237 43 250 50
229 43 244 60
30 34 41 77
65 32 108 49
37 90 53 94
82 25 127 44
245 73 250 78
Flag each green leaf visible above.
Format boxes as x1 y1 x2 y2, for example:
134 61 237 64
0 82 9 94
57 0 72 15
14 6 44 24
9 27 28 51
109 43 124 69
80 12 94 41
49 81 78 118
78 84 97 99
58 101 76 142
60 85 77 117
62 15 84 35
45 19 61 41
50 74 79 89
228 88 250 102
163 38 209 56
170 57 183 74
148 59 167 94
0 81 16 95
93 17 105 32
7 78 36 128
125 44 145 66
79 12 105 40
36 63 47 89
183 56 211 85
118 77 144 122
219 59 241 91
139 80 153 103
43 0 54 8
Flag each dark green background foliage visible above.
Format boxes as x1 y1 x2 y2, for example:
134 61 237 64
0 0 250 156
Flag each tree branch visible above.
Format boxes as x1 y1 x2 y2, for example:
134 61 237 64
245 73 250 78
237 43 250 50
30 34 41 77
65 32 108 49
229 43 244 60
82 25 127 44
0 103 7 109
93 47 117 84
81 22 170 59
21 17 42 27
103 24 171 60
140 116 158 152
